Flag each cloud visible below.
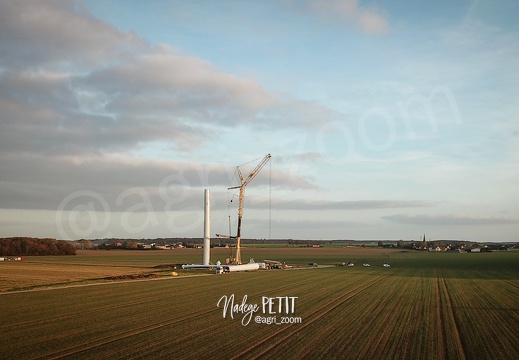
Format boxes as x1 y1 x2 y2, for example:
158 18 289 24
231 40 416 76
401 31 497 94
358 8 389 35
249 199 435 211
0 0 147 70
0 49 276 155
383 214 519 226
300 0 389 35
270 218 364 230
77 46 277 126
81 47 275 109
0 154 317 211
0 1 337 158
248 217 384 240
0 1 337 222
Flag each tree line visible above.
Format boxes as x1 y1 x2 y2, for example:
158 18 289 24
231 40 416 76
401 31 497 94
0 237 76 256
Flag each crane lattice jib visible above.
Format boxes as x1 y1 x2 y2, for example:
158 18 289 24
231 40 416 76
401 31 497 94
227 153 271 264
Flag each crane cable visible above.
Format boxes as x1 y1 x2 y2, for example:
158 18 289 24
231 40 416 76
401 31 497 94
238 155 265 168
269 157 272 241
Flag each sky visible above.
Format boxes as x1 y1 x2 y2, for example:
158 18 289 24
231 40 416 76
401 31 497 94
0 0 518 242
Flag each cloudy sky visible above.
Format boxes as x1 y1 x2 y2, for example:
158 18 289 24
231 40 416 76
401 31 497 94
1 0 518 242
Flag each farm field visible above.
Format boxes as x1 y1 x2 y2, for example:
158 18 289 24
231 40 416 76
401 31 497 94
0 247 402 292
1 249 519 359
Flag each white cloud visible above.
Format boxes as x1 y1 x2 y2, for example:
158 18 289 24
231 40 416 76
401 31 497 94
0 1 338 158
358 8 389 35
77 46 276 126
0 154 316 211
383 214 519 226
0 1 516 242
300 0 389 34
0 0 147 70
0 1 340 230
269 199 434 211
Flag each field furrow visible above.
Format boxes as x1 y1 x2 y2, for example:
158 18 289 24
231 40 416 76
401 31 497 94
443 272 519 359
438 270 467 360
231 272 391 359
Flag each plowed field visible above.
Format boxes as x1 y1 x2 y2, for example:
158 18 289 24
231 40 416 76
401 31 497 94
1 249 518 359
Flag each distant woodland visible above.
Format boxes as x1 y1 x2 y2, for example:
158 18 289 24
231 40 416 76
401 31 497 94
0 237 76 256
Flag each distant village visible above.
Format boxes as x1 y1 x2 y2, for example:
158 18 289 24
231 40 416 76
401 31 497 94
1 236 516 257
76 236 517 252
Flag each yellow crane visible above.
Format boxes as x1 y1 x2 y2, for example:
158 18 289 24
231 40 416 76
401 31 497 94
221 153 271 264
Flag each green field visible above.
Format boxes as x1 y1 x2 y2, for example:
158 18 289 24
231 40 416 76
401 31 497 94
1 248 518 359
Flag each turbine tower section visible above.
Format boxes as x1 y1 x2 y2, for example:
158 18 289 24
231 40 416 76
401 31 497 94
203 189 210 266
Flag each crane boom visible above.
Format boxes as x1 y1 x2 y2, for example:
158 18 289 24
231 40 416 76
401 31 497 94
228 153 271 264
